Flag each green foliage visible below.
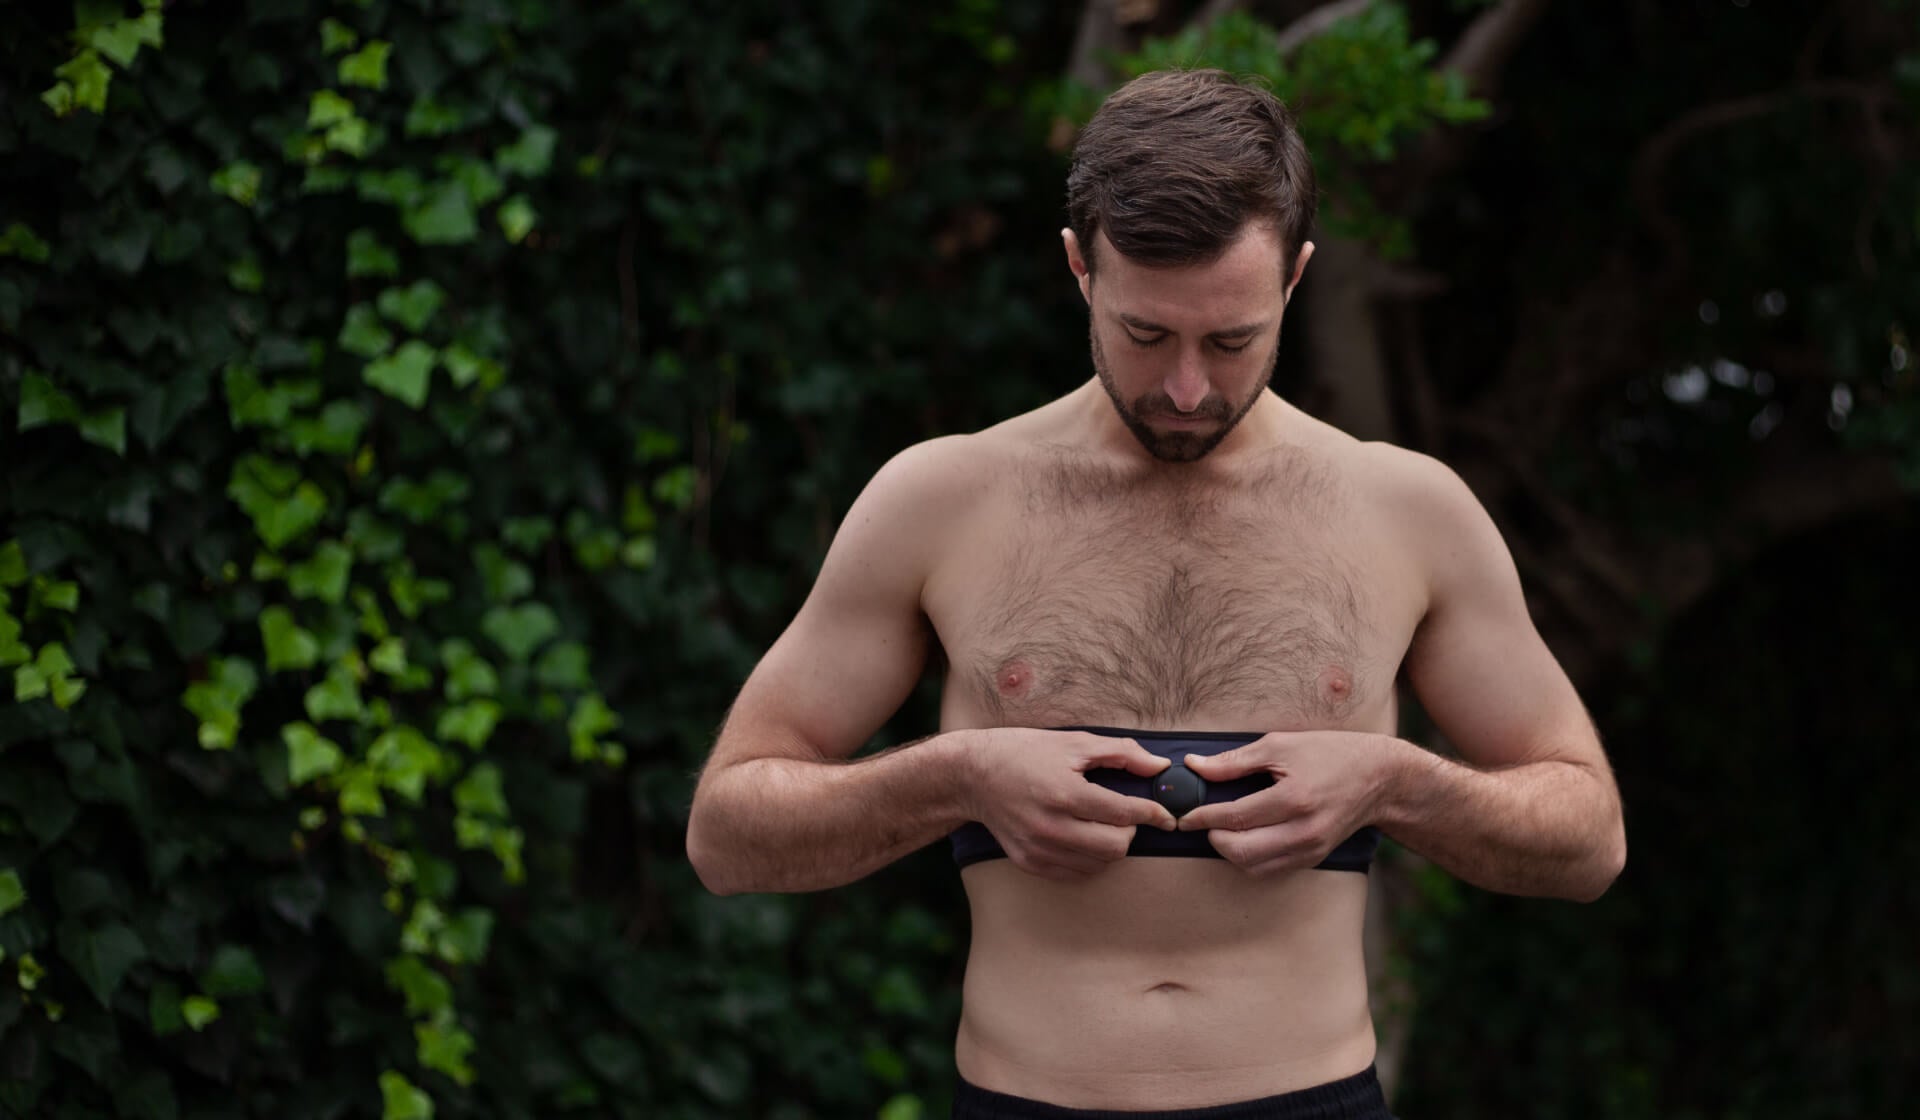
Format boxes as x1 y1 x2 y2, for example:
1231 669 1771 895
2 1 1069 1116
1063 5 1488 257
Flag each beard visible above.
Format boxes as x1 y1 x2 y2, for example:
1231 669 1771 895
1091 326 1278 463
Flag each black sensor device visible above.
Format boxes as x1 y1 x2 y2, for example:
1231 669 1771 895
1150 762 1206 818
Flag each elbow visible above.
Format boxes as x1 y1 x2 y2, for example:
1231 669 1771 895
685 809 745 897
1567 822 1627 903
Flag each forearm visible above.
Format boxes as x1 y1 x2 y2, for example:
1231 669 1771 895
687 731 976 895
1375 737 1626 901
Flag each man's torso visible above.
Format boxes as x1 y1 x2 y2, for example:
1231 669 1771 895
919 402 1429 1109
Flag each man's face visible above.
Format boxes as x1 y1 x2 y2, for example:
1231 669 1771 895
1070 224 1309 462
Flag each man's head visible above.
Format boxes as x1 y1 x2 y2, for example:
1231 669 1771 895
1063 69 1317 462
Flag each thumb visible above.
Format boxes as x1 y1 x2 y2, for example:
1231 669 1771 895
1183 747 1265 780
1080 738 1171 778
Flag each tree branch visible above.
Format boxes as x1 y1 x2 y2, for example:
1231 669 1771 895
1440 0 1554 99
1630 80 1897 276
1067 0 1129 91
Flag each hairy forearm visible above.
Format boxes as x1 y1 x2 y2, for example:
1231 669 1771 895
1375 738 1627 901
686 732 975 895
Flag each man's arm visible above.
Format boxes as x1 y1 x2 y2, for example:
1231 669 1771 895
688 437 1178 894
1380 452 1626 900
686 440 975 896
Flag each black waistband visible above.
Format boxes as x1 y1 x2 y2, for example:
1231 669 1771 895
952 1066 1393 1120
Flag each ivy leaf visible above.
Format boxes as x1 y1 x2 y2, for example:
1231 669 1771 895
404 97 465 138
439 343 499 390
567 693 622 760
0 869 25 917
403 182 478 245
482 603 558 662
286 400 369 457
201 944 265 998
33 578 80 612
452 763 508 818
320 18 358 54
287 541 353 603
338 41 391 90
416 1019 476 1086
77 408 127 456
0 223 52 263
435 908 493 965
182 657 259 750
533 641 591 690
324 117 372 159
307 89 355 129
495 126 557 178
284 722 344 785
304 662 364 723
346 228 399 278
378 1071 434 1120
369 636 408 676
498 194 536 244
436 700 500 750
19 372 81 431
0 541 26 586
260 606 320 671
364 341 437 409
181 996 220 1031
228 457 328 550
0 609 30 665
385 955 452 1017
473 543 532 603
338 769 385 817
210 160 262 207
338 304 394 359
369 726 439 802
54 49 113 114
58 921 146 1007
376 280 445 333
444 157 503 208
89 20 148 67
442 645 498 702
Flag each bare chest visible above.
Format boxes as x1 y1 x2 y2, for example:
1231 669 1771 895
932 455 1410 730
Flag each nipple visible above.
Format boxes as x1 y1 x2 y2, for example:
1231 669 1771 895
1319 665 1354 705
996 660 1033 697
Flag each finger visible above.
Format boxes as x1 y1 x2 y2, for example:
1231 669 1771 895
1208 824 1326 873
1176 784 1298 832
1181 745 1273 782
1072 785 1177 831
1046 818 1138 864
1074 736 1171 778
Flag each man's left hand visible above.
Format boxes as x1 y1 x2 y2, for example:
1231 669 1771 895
1174 731 1398 876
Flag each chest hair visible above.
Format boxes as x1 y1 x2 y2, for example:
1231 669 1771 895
966 447 1370 727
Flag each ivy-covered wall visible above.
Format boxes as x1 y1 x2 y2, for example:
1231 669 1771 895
2 2 1088 1116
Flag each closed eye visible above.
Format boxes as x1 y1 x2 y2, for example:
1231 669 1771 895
1126 332 1167 349
1214 339 1252 354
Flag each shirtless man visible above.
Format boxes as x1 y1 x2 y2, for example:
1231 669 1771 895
687 69 1626 1119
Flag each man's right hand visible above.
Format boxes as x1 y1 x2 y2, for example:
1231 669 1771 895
964 729 1178 880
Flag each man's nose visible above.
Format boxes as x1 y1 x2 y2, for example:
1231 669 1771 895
1165 353 1209 412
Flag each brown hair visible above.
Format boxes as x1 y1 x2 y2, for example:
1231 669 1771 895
1067 68 1317 277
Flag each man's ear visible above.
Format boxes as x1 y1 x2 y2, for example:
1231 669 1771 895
1284 240 1315 304
1062 228 1092 306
